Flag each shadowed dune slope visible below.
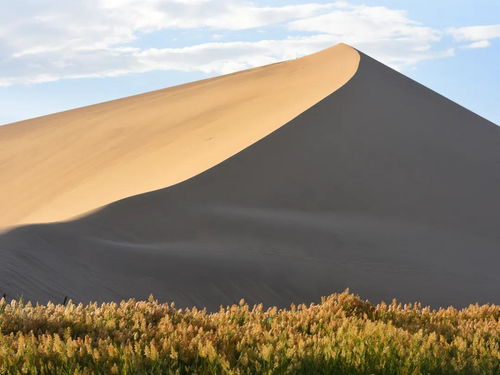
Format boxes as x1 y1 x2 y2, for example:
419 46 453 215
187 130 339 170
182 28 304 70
1 51 499 310
0 44 359 229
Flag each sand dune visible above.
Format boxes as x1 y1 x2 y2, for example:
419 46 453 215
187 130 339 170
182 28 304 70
0 44 359 229
1 48 498 309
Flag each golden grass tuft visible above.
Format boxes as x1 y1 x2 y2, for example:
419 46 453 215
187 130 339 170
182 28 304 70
0 291 498 374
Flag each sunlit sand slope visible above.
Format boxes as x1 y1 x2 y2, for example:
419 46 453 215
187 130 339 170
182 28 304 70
1 51 498 309
0 44 359 229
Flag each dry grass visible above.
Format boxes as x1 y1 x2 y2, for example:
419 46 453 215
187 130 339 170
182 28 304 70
0 291 498 374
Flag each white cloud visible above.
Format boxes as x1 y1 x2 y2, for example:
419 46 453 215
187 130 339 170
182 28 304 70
448 24 500 41
463 40 491 49
0 0 332 56
0 35 339 86
288 3 451 69
448 24 500 50
0 0 335 85
0 1 492 87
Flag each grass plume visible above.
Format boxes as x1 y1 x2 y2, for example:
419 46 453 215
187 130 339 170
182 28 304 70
0 291 498 374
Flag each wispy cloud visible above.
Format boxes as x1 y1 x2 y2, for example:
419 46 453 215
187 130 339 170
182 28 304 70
287 2 453 69
0 0 336 86
0 36 338 86
448 24 500 49
0 1 494 86
0 0 332 56
462 40 491 49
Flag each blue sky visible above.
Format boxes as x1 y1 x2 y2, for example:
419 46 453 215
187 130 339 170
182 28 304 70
1 0 499 125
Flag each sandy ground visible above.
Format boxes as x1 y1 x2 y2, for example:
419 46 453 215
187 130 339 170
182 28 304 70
0 44 359 229
1 51 498 309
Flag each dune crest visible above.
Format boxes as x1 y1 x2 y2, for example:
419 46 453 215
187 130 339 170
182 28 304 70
0 44 359 229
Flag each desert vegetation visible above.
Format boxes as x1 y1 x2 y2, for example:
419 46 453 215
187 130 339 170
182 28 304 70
0 291 498 374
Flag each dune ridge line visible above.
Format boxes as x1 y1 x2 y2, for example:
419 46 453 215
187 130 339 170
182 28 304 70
0 43 360 229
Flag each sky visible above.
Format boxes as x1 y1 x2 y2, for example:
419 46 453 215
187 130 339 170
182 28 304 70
0 0 499 125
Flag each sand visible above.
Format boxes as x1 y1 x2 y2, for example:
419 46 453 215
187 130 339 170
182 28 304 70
0 49 498 309
0 44 359 229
